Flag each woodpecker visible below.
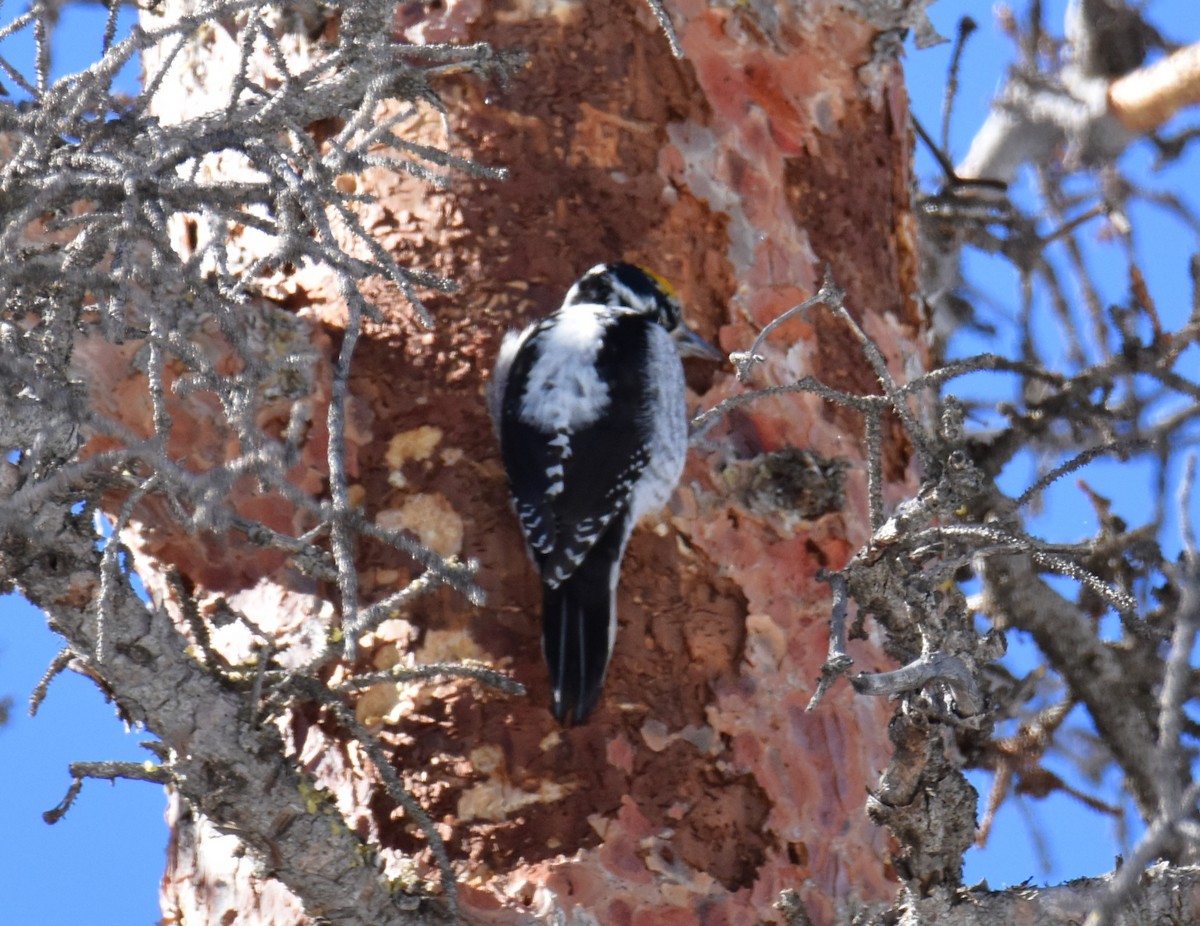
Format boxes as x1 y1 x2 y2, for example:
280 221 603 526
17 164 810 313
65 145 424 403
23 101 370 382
489 263 720 725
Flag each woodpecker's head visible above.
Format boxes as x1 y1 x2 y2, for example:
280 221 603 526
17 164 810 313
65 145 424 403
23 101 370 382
564 263 722 360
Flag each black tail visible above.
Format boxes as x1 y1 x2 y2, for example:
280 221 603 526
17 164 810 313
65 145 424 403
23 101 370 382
541 523 626 725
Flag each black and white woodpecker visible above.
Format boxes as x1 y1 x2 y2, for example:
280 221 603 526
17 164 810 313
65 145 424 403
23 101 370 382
489 263 721 725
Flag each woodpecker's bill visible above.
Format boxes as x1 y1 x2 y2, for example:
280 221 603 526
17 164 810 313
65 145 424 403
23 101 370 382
489 263 720 724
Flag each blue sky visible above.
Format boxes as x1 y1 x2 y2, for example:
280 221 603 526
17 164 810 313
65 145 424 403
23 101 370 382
1 1 1198 922
907 0 1200 888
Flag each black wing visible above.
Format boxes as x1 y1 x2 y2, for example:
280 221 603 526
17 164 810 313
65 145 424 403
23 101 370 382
499 313 654 585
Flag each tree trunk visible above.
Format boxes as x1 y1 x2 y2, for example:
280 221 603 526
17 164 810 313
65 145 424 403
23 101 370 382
108 1 926 922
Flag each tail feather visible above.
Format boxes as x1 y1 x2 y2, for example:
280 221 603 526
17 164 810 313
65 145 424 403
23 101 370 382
542 580 612 724
541 517 627 725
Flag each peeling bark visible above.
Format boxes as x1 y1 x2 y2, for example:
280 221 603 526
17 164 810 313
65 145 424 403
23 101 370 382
122 0 925 923
12 1 1198 925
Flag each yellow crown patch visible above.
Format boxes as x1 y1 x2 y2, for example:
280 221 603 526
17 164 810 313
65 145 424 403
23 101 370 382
637 265 676 300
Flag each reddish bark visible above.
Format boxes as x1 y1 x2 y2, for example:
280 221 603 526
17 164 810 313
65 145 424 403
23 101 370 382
97 0 930 922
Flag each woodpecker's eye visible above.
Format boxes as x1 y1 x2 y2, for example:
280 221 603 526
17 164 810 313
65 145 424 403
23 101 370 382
656 293 683 332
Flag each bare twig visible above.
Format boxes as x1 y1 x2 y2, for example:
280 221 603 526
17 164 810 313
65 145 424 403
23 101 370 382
44 759 172 825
